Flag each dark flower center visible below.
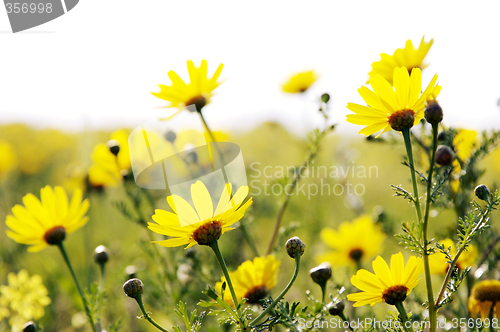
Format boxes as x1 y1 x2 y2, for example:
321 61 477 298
382 285 409 305
349 248 364 262
474 284 500 303
191 220 222 246
388 109 415 132
185 95 207 113
44 226 66 245
244 285 268 304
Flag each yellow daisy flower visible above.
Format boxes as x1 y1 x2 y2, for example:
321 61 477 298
0 140 17 178
450 129 478 192
148 181 252 248
347 252 423 307
469 280 500 320
369 37 434 84
5 186 89 252
88 129 130 188
0 269 51 331
429 238 478 275
282 70 318 94
152 60 224 116
215 255 280 305
316 215 385 267
347 67 441 137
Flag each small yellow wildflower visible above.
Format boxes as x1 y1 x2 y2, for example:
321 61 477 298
469 280 500 320
347 252 423 307
0 269 51 331
429 238 478 275
347 67 440 138
215 255 280 305
317 215 385 267
152 60 224 116
369 37 434 85
148 181 252 248
282 70 318 94
0 140 17 178
5 186 89 252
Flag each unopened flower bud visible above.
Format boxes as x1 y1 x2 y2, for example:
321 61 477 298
424 100 443 125
285 236 305 258
475 184 491 202
438 131 447 141
321 93 330 104
23 322 36 332
107 139 120 156
435 145 455 166
388 109 415 131
164 130 177 143
185 248 196 259
93 245 109 264
123 278 143 299
327 301 345 316
309 264 332 285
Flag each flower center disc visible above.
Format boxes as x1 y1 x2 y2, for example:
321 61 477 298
244 285 268 304
192 221 222 246
185 95 207 112
388 109 415 131
44 226 66 245
382 285 409 305
474 283 500 303
349 248 364 262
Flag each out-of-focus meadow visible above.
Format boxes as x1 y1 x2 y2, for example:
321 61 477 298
0 119 499 331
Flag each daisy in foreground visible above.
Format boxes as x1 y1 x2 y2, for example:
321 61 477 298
152 60 224 117
347 252 423 307
148 180 253 248
369 36 434 84
5 186 89 252
347 66 441 138
469 280 500 320
215 255 280 305
282 70 318 94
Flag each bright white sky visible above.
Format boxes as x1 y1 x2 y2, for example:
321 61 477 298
1 1 499 136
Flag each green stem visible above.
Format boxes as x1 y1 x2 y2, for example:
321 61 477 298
394 301 414 332
421 124 438 332
339 313 354 332
98 263 105 292
320 284 326 304
57 242 97 332
209 241 240 308
135 294 170 332
250 252 301 326
401 128 423 222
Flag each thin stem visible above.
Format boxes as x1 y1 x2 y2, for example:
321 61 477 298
239 220 260 257
57 242 97 332
250 252 301 326
98 263 105 292
401 128 423 222
320 284 326 304
421 124 438 332
135 295 170 332
435 204 493 307
394 301 414 332
209 241 239 308
339 312 354 332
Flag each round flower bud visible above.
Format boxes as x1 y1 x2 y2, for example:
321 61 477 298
475 184 491 202
327 301 345 316
435 145 455 166
93 245 109 265
123 278 143 299
285 236 305 258
321 93 330 104
437 131 447 141
309 264 332 285
106 139 120 156
23 322 36 332
164 130 177 143
424 100 443 125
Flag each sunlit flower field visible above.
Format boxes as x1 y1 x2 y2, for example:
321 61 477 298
1 37 500 332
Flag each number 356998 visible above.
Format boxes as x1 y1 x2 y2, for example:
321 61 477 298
5 3 53 14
